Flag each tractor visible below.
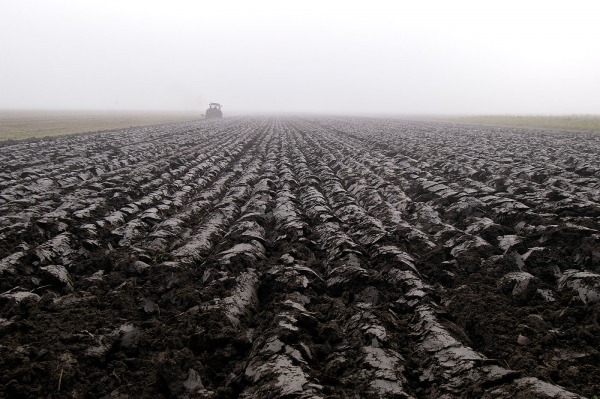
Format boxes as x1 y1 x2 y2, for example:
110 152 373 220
205 103 223 119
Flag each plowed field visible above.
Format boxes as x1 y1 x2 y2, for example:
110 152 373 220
1 117 599 398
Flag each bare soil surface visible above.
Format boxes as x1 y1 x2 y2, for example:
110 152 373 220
1 117 599 398
0 110 200 142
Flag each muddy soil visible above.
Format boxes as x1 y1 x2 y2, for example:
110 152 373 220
1 117 599 398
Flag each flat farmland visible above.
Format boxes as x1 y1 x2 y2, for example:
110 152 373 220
0 110 200 142
1 117 599 398
447 115 600 133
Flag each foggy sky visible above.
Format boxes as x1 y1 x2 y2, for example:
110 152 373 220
1 0 599 115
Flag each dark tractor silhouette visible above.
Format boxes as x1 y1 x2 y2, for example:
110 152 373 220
205 103 223 119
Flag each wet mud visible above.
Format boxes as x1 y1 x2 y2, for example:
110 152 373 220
1 117 599 398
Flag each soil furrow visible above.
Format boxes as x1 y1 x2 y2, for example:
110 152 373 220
1 116 598 398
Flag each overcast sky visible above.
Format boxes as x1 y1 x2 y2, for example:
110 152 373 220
1 0 599 115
